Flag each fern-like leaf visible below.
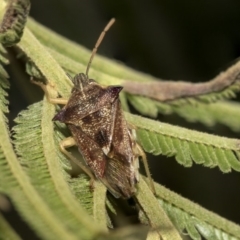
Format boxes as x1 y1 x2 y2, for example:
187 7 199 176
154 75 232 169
125 113 240 173
161 199 239 240
151 178 240 239
68 176 93 215
0 51 83 240
172 101 240 132
13 100 107 238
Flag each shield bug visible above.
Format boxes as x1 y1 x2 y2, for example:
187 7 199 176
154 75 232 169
33 18 155 198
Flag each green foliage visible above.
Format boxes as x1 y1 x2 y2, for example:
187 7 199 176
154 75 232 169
154 179 240 240
133 118 240 172
0 2 240 239
0 0 30 46
160 199 239 240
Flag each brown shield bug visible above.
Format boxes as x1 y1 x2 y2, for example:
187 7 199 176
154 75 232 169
33 18 155 198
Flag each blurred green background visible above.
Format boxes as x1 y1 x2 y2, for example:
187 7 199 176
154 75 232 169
5 0 240 238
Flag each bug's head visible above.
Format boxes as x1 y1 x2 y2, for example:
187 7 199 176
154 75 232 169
69 73 95 92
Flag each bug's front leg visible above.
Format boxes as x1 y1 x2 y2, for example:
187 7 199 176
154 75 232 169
31 79 68 105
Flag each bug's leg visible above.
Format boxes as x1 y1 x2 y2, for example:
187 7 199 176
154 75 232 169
31 79 68 105
59 137 96 187
136 143 156 195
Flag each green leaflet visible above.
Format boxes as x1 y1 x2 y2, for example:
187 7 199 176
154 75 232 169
13 101 106 239
126 94 240 134
126 95 240 133
145 177 240 239
125 113 240 173
160 199 239 240
197 84 240 103
68 176 94 216
136 176 182 240
127 95 159 118
125 94 240 134
0 64 81 239
0 146 17 192
173 101 240 132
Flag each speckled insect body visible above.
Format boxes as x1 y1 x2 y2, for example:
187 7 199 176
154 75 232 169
53 73 140 198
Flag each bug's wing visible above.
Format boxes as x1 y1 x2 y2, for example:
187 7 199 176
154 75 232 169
78 105 114 154
68 124 107 178
110 100 135 164
68 101 138 199
106 99 139 197
101 100 139 198
103 155 137 198
68 124 135 198
67 103 121 179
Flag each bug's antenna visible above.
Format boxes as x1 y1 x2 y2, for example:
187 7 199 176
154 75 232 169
86 18 115 77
